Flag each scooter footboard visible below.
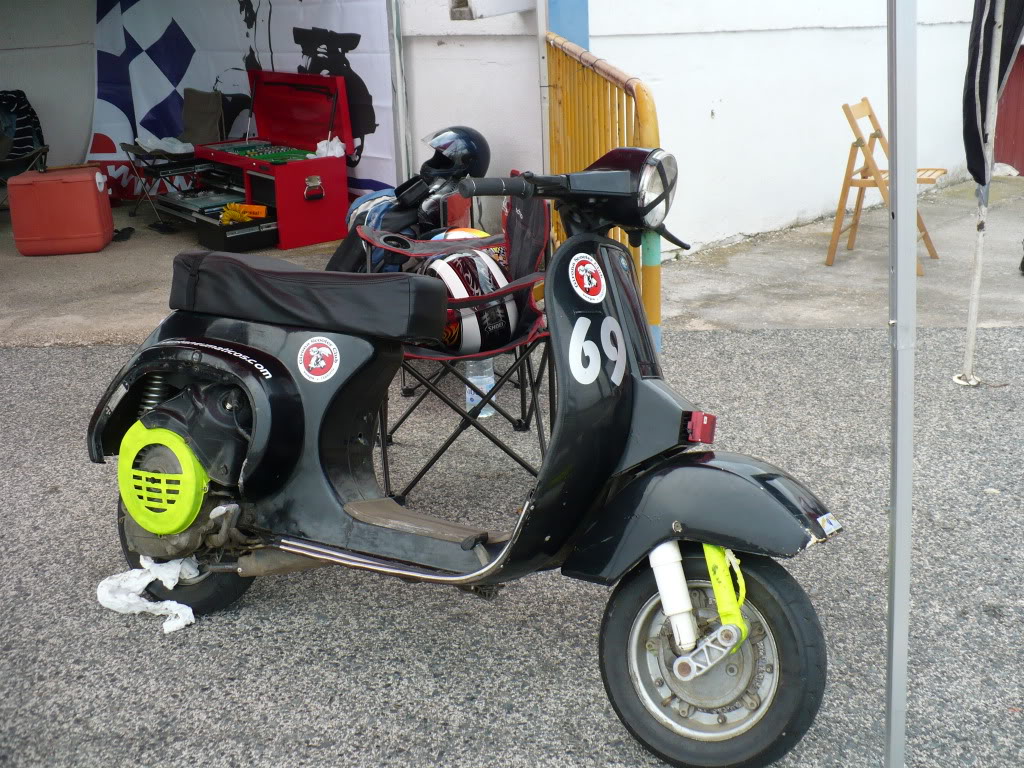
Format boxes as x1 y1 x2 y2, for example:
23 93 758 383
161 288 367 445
561 451 840 585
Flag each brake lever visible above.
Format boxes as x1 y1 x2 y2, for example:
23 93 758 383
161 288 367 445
655 225 691 251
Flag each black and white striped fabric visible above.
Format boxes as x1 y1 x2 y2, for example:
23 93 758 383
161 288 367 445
0 90 45 161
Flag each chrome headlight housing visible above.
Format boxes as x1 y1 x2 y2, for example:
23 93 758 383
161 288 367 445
578 147 679 230
638 150 677 228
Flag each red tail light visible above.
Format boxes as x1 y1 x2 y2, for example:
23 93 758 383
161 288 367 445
685 411 716 444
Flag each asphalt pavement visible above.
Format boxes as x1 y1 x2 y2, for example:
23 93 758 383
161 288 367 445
1 326 1022 767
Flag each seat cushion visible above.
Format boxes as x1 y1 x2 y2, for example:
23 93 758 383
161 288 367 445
169 249 447 343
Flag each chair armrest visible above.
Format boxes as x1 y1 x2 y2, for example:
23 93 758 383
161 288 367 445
357 225 504 258
27 145 48 171
446 271 545 308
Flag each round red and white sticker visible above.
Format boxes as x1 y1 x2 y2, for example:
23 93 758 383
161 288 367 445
297 337 340 383
568 253 607 304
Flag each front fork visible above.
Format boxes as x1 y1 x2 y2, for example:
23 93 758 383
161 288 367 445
648 541 749 679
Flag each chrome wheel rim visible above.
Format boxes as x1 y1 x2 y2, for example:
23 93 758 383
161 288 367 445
627 579 780 741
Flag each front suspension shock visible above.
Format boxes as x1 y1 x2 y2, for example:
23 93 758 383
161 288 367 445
649 540 699 651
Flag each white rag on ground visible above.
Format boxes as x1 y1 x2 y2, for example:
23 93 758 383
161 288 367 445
96 556 200 634
306 136 346 159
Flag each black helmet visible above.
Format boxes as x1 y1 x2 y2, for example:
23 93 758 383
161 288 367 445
420 126 490 181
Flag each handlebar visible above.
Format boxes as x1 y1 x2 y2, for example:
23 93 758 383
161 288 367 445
457 176 534 198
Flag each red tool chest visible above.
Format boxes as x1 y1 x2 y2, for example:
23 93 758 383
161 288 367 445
194 71 353 250
8 166 114 256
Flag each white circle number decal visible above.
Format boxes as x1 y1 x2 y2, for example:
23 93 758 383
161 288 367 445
600 315 626 386
568 317 601 385
568 253 607 303
297 336 341 383
569 316 626 386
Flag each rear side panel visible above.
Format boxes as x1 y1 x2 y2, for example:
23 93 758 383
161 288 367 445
88 310 483 569
88 312 305 498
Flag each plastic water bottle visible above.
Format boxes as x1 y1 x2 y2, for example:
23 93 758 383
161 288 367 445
465 357 496 418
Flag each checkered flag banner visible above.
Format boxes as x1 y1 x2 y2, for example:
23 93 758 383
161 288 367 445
88 0 395 198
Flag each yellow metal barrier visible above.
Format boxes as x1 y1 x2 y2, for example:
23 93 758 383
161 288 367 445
545 32 663 343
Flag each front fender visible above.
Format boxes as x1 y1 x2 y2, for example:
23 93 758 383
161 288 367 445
561 451 837 585
87 337 302 499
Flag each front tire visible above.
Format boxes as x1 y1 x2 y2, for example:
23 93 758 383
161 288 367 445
117 501 253 615
599 553 826 768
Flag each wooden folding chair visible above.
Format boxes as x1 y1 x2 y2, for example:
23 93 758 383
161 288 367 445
826 97 947 276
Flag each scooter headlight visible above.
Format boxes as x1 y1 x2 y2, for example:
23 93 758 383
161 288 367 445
638 150 677 228
577 147 680 230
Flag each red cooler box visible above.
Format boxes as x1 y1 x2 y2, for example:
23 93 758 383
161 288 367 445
8 167 114 256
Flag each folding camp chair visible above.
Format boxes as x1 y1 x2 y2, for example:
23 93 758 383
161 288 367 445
826 97 947 276
0 90 48 208
120 88 226 221
357 191 551 501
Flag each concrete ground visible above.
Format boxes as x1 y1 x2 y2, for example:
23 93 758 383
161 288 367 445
1 181 1022 767
662 176 1024 331
0 204 339 347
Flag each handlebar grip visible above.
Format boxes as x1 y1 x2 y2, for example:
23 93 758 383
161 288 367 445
457 176 533 198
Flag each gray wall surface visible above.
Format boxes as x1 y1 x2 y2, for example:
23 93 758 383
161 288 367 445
0 0 96 166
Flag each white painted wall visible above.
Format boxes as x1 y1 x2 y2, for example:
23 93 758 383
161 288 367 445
399 0 543 228
589 1 974 250
0 0 95 166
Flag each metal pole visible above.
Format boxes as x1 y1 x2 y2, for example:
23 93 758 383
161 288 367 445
956 0 1005 387
536 0 552 174
634 83 663 351
642 230 663 351
885 1 917 766
386 0 413 183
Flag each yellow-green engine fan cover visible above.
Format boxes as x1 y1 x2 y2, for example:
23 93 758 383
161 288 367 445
117 421 209 535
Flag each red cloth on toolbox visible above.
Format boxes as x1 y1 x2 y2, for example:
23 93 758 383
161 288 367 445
8 166 114 256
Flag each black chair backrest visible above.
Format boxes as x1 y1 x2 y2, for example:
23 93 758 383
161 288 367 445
503 192 549 283
0 90 45 161
501 192 550 336
179 88 224 145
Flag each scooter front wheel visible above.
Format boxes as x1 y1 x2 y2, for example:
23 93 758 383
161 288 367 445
599 554 826 768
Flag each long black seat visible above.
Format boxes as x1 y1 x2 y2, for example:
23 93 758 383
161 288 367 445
169 249 447 343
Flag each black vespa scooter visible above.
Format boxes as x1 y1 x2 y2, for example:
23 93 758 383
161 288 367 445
88 147 842 768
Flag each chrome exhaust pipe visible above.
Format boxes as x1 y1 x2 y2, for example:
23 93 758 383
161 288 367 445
232 548 332 577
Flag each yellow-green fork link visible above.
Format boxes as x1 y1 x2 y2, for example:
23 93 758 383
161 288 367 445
702 543 749 646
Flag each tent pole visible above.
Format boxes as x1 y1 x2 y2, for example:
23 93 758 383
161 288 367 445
956 0 1006 387
884 1 917 766
536 0 551 174
386 0 413 183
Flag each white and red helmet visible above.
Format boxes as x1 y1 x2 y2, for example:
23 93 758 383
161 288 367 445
424 249 518 354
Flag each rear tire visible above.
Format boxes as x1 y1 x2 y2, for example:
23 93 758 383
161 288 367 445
599 553 826 768
117 501 253 615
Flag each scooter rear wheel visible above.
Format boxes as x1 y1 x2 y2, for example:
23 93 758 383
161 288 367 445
599 553 826 768
117 500 253 616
